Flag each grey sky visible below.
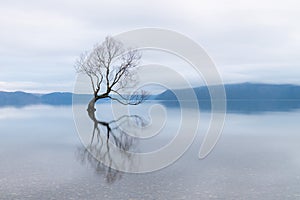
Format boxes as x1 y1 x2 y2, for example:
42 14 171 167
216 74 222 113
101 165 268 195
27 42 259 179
0 0 300 92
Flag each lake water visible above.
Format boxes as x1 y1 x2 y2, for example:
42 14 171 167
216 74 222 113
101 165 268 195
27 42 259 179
1 103 300 199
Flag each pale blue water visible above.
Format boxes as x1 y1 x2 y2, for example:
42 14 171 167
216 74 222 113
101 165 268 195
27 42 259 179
0 104 300 199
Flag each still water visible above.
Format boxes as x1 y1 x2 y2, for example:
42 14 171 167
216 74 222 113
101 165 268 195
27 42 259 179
0 103 300 199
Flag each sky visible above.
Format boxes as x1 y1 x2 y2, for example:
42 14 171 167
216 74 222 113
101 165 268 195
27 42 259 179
0 0 300 93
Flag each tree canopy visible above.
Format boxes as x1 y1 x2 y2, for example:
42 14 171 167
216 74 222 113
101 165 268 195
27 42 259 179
75 36 147 108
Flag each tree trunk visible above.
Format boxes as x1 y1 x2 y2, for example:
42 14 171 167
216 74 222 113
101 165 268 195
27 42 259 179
87 97 97 112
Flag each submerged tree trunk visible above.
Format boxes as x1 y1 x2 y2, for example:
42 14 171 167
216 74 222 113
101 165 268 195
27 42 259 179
87 97 97 112
87 93 109 112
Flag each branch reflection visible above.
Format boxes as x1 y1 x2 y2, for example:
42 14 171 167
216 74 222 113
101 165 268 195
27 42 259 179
77 107 146 184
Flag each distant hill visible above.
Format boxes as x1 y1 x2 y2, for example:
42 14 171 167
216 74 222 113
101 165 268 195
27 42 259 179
156 83 300 100
0 91 40 106
0 91 74 107
40 92 73 105
1 83 300 113
155 83 300 113
0 91 109 107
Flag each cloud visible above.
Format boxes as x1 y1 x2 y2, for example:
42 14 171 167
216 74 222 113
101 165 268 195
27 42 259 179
0 81 74 93
0 0 300 92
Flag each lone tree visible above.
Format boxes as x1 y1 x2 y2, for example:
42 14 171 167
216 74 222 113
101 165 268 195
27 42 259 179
75 37 147 111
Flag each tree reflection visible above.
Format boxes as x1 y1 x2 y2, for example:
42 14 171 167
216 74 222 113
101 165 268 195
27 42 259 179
77 107 146 184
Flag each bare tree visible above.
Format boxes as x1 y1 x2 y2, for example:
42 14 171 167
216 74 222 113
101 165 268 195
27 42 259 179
75 36 147 111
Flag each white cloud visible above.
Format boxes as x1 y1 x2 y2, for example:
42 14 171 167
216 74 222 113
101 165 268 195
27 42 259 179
0 81 73 93
0 0 300 92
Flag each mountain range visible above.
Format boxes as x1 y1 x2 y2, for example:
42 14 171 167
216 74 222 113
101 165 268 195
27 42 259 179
1 83 300 113
0 91 74 107
156 83 300 100
156 83 300 113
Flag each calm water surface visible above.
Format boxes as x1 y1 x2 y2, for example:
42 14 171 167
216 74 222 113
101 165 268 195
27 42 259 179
0 103 300 199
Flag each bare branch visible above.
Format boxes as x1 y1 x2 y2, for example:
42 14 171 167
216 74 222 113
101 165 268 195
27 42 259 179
74 36 146 106
108 89 148 105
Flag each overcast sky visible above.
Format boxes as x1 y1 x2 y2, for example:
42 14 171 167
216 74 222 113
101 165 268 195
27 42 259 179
0 0 300 93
